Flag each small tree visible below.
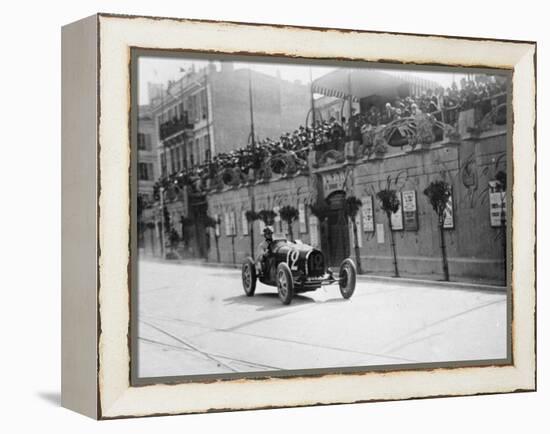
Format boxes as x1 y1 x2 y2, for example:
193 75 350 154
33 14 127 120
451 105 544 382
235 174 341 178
279 205 299 242
204 215 221 263
376 189 400 277
423 180 452 281
344 196 363 274
258 210 277 227
245 210 260 257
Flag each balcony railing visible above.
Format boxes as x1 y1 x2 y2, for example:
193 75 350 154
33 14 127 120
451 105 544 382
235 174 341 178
159 115 194 141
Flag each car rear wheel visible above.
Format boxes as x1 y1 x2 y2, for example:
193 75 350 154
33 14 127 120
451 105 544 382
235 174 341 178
242 257 257 296
339 258 356 299
276 262 294 305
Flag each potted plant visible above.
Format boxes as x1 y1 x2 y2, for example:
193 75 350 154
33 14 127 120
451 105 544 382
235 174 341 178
258 209 277 227
279 205 299 242
376 189 400 277
423 180 452 281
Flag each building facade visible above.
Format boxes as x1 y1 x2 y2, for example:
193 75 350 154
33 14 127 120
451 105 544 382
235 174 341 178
148 62 312 178
140 62 311 258
137 104 160 254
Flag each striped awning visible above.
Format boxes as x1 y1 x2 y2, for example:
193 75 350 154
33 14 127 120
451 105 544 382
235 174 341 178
311 84 359 102
312 68 437 101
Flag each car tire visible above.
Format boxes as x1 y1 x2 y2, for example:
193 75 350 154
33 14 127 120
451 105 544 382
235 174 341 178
242 257 257 297
338 258 357 299
276 262 294 305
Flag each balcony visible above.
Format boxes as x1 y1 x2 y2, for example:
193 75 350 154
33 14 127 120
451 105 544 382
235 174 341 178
159 114 194 142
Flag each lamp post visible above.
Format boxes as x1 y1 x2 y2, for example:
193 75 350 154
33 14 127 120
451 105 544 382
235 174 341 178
247 68 257 259
158 186 165 259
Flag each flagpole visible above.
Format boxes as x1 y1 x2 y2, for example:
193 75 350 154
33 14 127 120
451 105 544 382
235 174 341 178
347 68 352 136
204 64 213 161
248 68 256 149
247 67 256 257
310 67 316 141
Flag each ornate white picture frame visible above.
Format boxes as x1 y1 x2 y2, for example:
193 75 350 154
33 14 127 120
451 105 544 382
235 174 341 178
61 13 536 419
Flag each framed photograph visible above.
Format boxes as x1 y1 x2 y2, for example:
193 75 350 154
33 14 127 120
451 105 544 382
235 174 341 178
62 13 536 419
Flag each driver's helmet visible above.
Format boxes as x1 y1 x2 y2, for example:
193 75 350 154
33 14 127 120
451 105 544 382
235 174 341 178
263 226 274 238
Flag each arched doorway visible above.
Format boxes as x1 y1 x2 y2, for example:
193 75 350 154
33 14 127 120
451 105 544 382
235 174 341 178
320 191 350 268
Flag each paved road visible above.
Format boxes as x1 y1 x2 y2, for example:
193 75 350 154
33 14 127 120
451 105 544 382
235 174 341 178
136 260 508 379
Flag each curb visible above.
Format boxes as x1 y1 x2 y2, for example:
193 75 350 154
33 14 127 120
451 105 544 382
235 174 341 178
145 257 506 292
354 274 506 292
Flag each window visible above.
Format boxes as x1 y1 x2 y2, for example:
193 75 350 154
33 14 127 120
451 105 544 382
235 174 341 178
137 132 152 151
175 147 181 172
160 153 167 176
170 148 176 174
195 138 200 165
181 143 187 169
138 162 153 181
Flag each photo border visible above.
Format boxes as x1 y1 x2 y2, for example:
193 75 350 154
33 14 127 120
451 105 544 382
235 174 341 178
129 48 514 387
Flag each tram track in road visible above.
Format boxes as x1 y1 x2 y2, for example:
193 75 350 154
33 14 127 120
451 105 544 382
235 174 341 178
140 314 419 364
379 298 506 354
139 320 281 372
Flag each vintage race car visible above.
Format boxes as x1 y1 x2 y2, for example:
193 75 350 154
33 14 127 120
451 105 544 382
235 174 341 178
241 238 357 305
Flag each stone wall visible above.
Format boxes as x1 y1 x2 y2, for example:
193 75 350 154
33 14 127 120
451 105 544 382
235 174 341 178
201 128 507 284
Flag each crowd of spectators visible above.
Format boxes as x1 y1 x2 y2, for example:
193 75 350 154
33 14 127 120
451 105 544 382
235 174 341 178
351 75 507 133
156 75 507 194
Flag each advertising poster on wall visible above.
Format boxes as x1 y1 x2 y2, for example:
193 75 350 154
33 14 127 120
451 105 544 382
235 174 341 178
402 190 418 231
361 195 375 232
443 192 455 229
489 192 507 227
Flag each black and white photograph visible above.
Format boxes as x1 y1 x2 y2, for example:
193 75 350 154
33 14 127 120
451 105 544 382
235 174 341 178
133 53 511 381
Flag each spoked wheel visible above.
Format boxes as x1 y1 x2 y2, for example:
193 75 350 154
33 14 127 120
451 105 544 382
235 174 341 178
338 258 357 299
242 257 257 296
276 262 294 305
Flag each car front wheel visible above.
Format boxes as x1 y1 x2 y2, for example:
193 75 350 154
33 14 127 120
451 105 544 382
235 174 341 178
338 258 357 299
276 262 294 305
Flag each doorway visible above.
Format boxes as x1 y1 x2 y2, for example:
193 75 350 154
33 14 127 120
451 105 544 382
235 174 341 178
321 191 350 268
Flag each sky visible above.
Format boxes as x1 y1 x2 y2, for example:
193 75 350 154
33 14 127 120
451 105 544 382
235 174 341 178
138 55 472 105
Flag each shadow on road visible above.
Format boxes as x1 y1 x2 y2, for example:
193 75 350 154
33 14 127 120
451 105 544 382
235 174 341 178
223 292 316 311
